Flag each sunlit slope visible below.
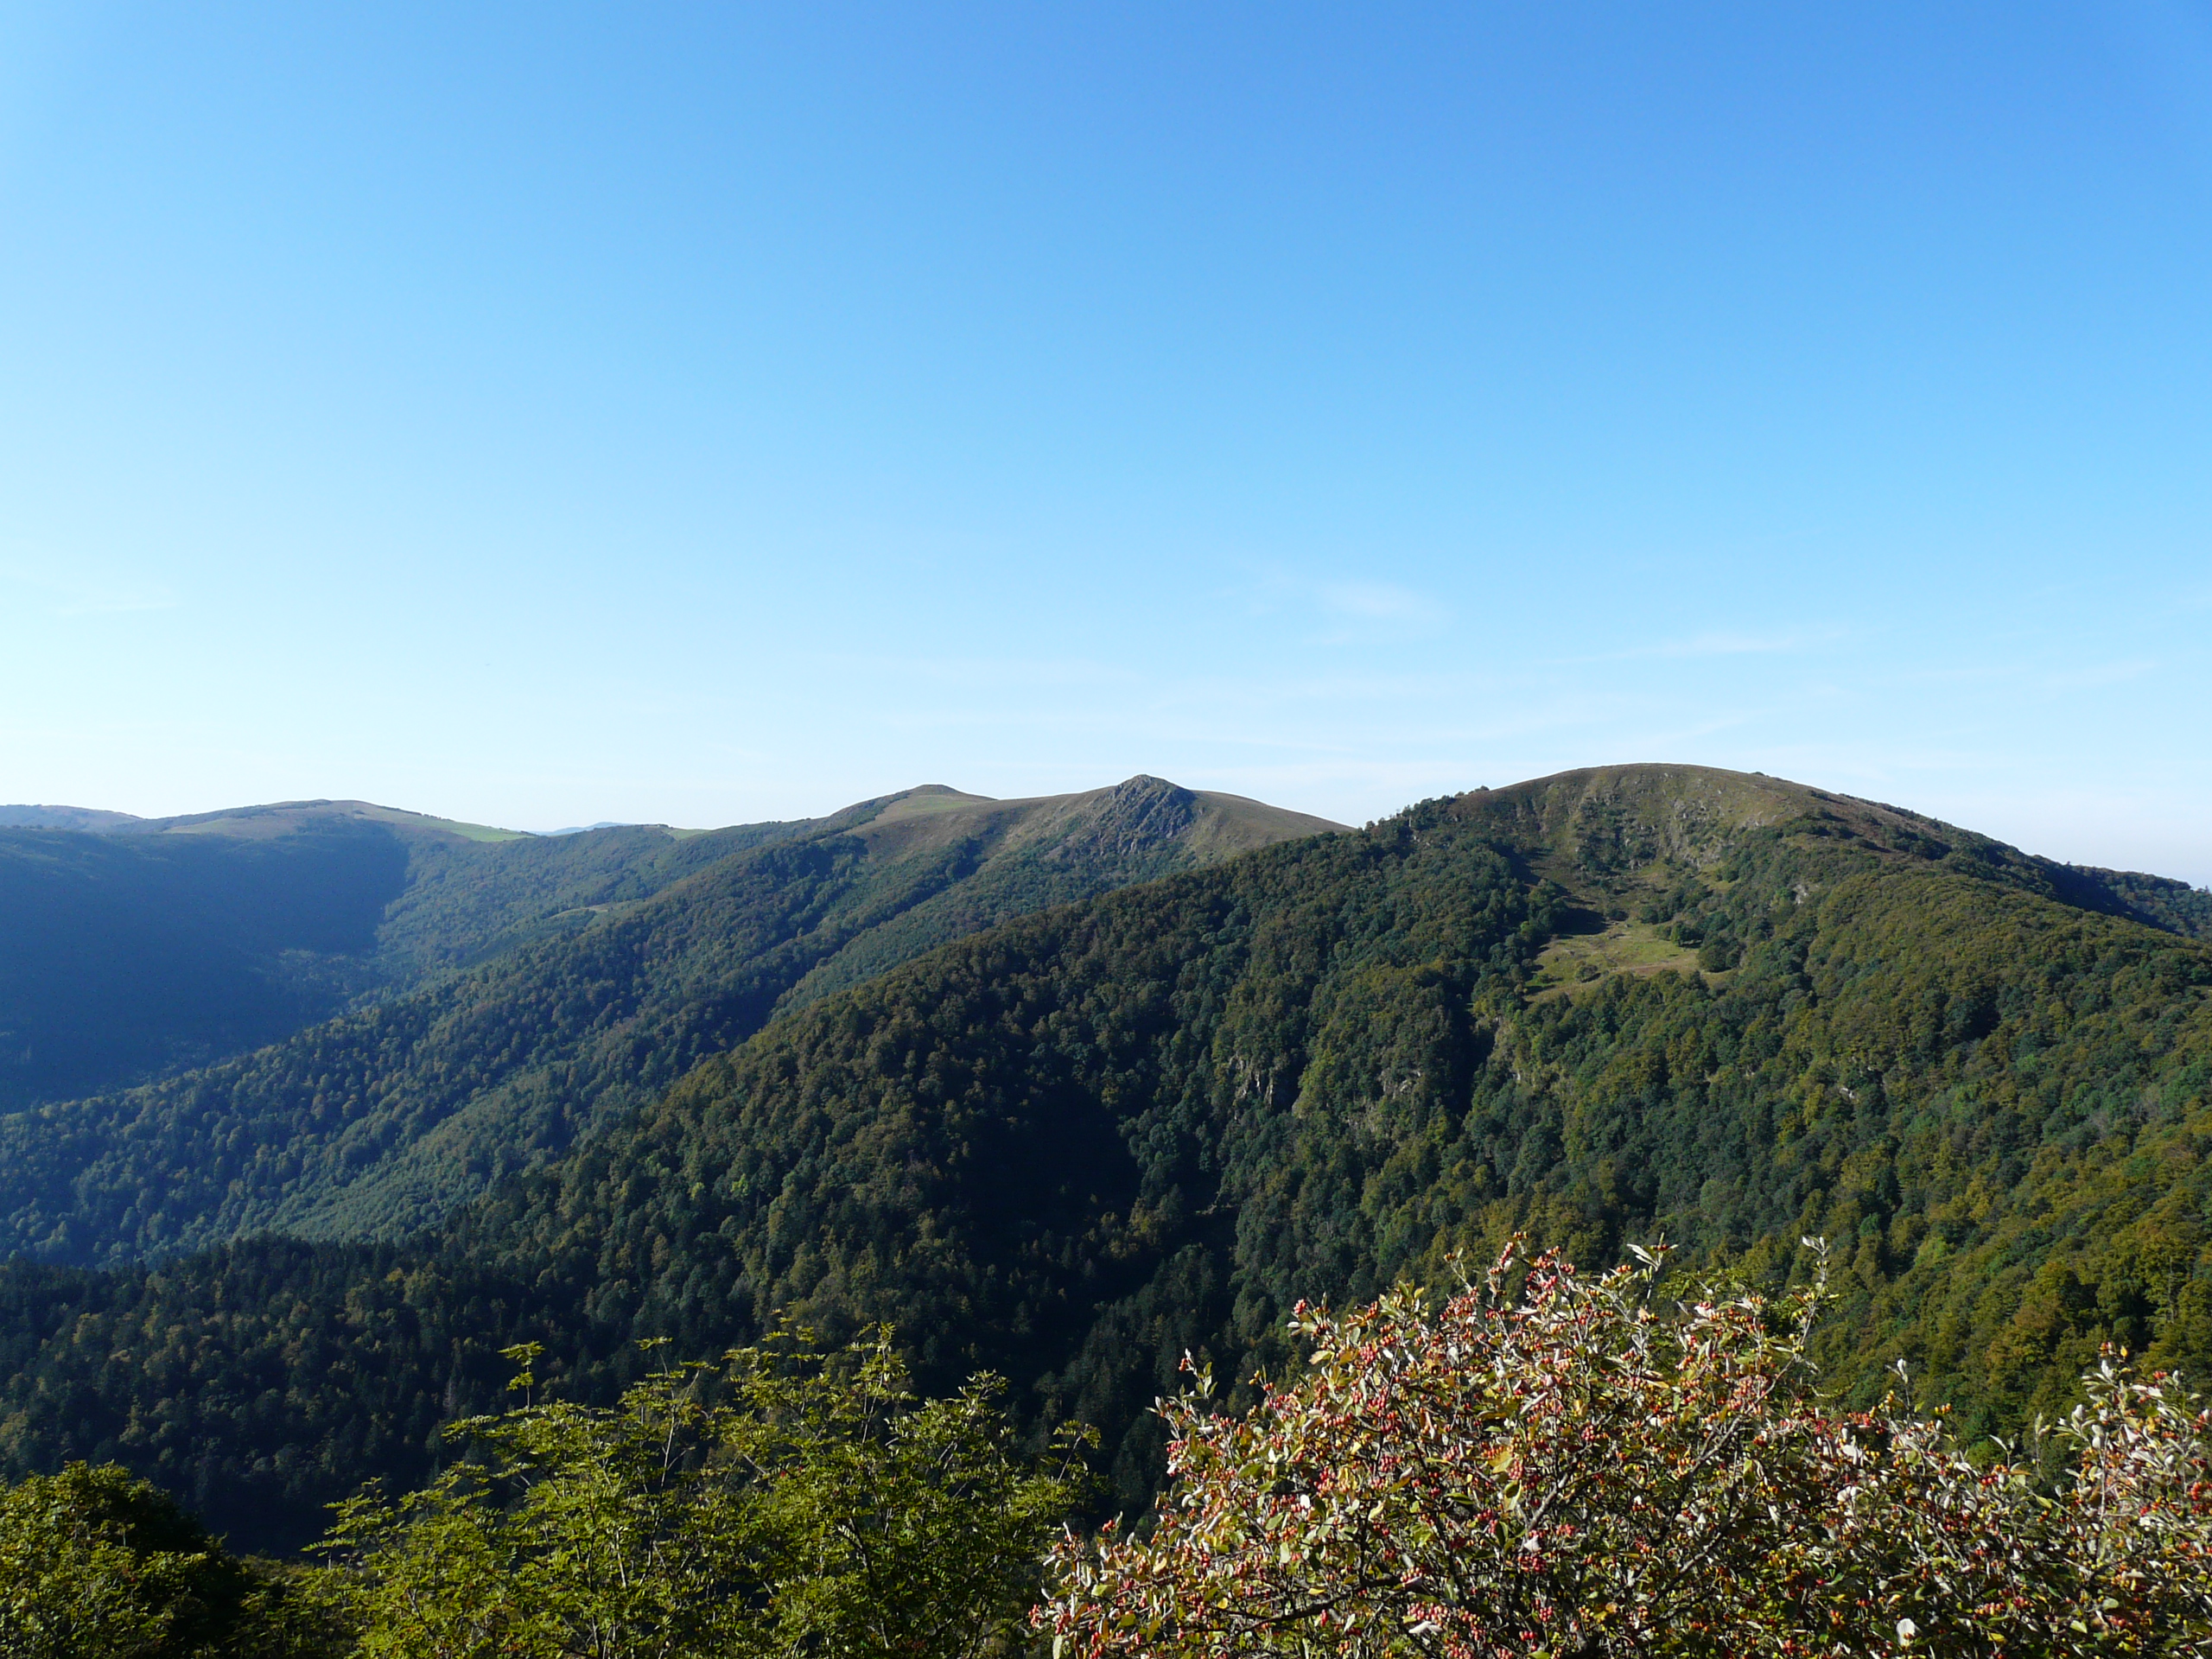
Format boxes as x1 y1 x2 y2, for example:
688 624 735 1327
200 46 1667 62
2 764 2205 1553
0 776 1340 1262
1461 764 2212 938
109 798 532 843
772 778 1341 1007
450 765 2212 1495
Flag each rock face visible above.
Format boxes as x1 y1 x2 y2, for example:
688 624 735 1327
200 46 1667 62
1051 774 1200 861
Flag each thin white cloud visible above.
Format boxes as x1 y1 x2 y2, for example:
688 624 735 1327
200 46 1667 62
1660 631 1813 658
1224 567 1451 641
1564 628 1840 665
0 556 178 616
1316 582 1434 623
2044 659 2157 690
1311 581 1449 644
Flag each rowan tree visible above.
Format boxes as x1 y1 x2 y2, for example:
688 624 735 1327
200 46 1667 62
1041 1240 2212 1658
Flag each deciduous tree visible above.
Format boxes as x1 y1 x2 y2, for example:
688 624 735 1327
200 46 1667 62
323 1327 1089 1659
1042 1241 2212 1657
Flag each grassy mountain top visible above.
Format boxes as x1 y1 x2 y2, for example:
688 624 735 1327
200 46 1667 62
0 804 145 830
105 798 533 843
0 775 1338 1262
1464 761 1820 855
1465 762 2040 887
848 776 1342 862
1465 763 2212 937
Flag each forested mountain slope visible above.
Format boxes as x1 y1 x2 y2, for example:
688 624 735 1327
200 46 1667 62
1 764 2203 1555
2056 862 2212 938
0 800 793 1112
0 817 414 1110
356 811 804 972
464 768 2212 1489
0 778 1336 1262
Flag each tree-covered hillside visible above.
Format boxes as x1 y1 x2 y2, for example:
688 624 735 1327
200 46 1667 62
461 769 2212 1497
357 813 808 973
1 765 2204 1556
0 800 791 1113
0 777 1336 1262
0 822 408 1111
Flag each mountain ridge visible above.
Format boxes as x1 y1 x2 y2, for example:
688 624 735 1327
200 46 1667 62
0 806 808 1111
440 764 2210 1499
0 775 1341 1262
1 763 2208 1554
0 765 2202 1557
0 804 147 830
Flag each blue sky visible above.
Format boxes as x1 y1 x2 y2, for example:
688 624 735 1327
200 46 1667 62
1 4 2208 879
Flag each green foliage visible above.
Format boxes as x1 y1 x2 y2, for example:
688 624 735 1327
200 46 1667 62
0 1461 346 1657
434 779 2211 1502
321 1328 1088 1659
1045 1242 2212 1656
368 818 803 976
2051 862 2212 941
0 778 1316 1262
3 765 2208 1561
0 1240 559 1552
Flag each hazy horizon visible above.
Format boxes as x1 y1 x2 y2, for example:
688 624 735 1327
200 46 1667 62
12 759 2212 891
3 6 2207 881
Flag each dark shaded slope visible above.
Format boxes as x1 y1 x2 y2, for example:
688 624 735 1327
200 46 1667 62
95 797 808 975
2054 864 2212 939
0 823 409 1109
0 803 782 1115
4 766 2206 1554
0 778 1338 1262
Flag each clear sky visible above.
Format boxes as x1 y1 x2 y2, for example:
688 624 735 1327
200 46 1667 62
2 5 2207 879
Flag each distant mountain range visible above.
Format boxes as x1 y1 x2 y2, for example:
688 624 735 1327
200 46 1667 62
0 804 149 830
0 797 708 1112
2 797 531 840
0 765 2207 1555
0 778 1338 1259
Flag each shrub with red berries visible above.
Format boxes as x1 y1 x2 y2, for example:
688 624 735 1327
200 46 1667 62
1042 1240 2212 1658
